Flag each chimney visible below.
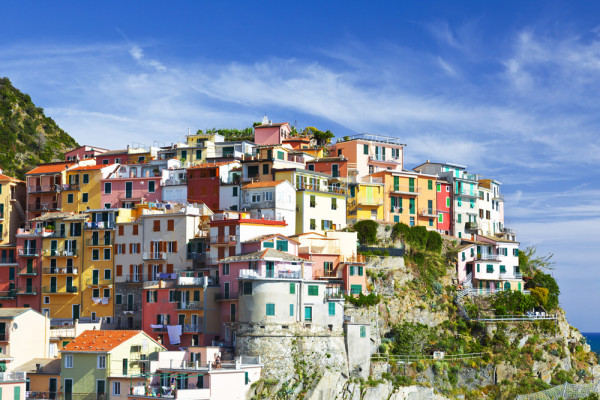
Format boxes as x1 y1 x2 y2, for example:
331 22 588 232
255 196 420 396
36 363 42 371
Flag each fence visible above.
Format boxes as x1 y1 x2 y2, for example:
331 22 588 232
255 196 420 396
371 352 483 363
516 381 600 399
359 245 405 257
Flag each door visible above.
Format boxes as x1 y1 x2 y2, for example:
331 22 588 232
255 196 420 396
92 270 99 285
428 200 433 214
331 164 339 178
92 231 99 246
50 277 57 293
191 315 198 330
224 283 230 299
125 181 133 199
72 305 80 320
50 240 57 256
504 282 511 291
266 262 274 278
127 294 134 311
97 380 105 400
230 303 236 322
64 379 73 400
178 314 185 327
304 306 312 321
66 277 73 292
49 377 57 400
366 186 373 204
26 278 33 294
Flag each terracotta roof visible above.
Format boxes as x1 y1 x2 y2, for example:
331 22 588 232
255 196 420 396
219 248 309 263
188 161 236 170
26 162 75 175
0 173 24 183
15 358 61 375
69 164 113 172
242 180 287 189
62 330 141 353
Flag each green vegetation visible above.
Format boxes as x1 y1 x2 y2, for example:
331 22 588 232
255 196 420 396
345 292 381 307
527 271 560 310
352 220 378 245
199 126 257 142
0 77 78 179
392 222 442 253
519 245 555 276
301 126 334 146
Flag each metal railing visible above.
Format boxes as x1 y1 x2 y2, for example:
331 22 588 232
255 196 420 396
43 267 78 275
123 274 143 283
86 278 112 286
215 293 239 301
27 185 57 193
391 186 420 194
42 286 78 294
84 221 115 229
18 248 39 257
516 382 600 400
477 253 500 261
85 239 112 246
0 371 26 382
456 287 530 300
242 200 275 209
28 202 59 211
176 302 204 310
503 227 517 235
59 183 80 191
465 221 480 230
163 178 187 186
371 352 482 363
210 235 237 244
183 324 203 333
16 286 37 295
0 290 16 299
420 208 437 217
142 252 167 260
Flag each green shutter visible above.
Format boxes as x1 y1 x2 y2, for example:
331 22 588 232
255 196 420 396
363 144 368 155
350 285 362 294
289 283 295 294
289 304 294 316
328 302 335 316
360 326 366 338
13 386 19 400
393 176 399 191
266 303 275 316
394 215 399 223
308 285 318 296
358 266 363 276
263 241 274 248
276 240 288 252
428 180 433 190
349 266 354 276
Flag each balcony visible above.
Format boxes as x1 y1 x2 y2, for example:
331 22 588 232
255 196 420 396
420 208 437 217
18 248 39 257
85 239 112 246
28 202 59 211
455 190 478 198
27 185 57 193
457 173 478 181
242 200 275 209
499 272 523 280
339 254 366 263
16 286 37 295
0 256 16 265
163 178 187 186
43 249 78 257
142 252 167 261
0 290 16 299
18 267 38 275
502 227 517 235
0 371 26 382
494 193 505 201
465 222 480 230
86 278 113 286
239 269 301 280
477 253 500 261
369 155 402 164
186 252 206 261
176 302 204 310
123 274 143 283
43 267 78 275
42 286 78 294
215 293 239 301
47 231 67 238
210 235 237 245
178 276 208 286
59 183 80 191
183 324 203 333
84 221 116 229
49 326 75 339
391 186 420 195
119 304 140 312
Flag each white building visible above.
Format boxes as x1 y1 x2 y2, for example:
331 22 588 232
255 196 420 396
240 180 296 235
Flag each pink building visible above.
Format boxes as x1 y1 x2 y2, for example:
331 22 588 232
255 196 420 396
437 180 452 235
253 122 292 146
95 149 129 165
101 164 163 208
64 145 109 162
25 162 75 221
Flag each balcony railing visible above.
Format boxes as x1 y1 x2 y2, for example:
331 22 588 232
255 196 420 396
210 235 237 245
339 254 366 263
499 272 523 280
242 200 275 209
183 324 203 333
215 293 239 301
86 278 113 286
49 326 75 339
502 227 517 235
465 222 480 230
142 252 167 261
391 186 420 195
85 239 112 246
123 274 143 283
16 286 37 295
238 269 301 280
176 302 204 310
43 249 78 257
43 267 78 275
18 248 39 257
27 185 57 193
0 290 16 299
42 286 78 294
28 202 59 211
84 221 115 229
186 252 206 261
455 190 477 197
59 183 80 191
420 208 437 217
163 178 187 186
18 267 38 275
178 276 208 286
369 155 401 164
47 231 67 238
477 253 500 261
0 371 26 382
0 257 16 265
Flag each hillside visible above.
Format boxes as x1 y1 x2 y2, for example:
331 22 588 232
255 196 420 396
0 77 78 179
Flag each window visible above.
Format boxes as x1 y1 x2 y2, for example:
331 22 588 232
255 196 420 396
115 294 122 305
262 164 269 175
133 225 138 235
457 214 462 223
104 182 112 194
428 180 433 190
513 249 519 256
446 197 450 208
104 269 111 280
266 303 275 316
103 248 111 260
43 296 50 304
308 285 318 296
429 218 433 227
65 355 73 368
304 306 312 321
393 215 399 223
92 249 99 260
437 183 441 192
263 241 274 248
358 266 364 276
276 240 288 252
360 326 366 338
167 219 174 231
148 181 155 193
351 285 362 294
222 263 229 276
500 265 506 273
363 144 368 154
331 198 337 210
289 283 295 294
264 191 273 201
438 213 443 223
409 217 415 227
310 195 316 207
103 288 110 298
486 265 494 273
113 381 121 396
67 193 74 204
307 164 314 171
277 151 284 160
289 304 294 316
328 302 335 316
349 265 355 276
243 282 252 295
310 219 316 230
93 289 100 298
232 187 238 197
81 193 88 203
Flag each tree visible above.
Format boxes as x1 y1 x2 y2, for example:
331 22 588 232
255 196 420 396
528 271 560 310
519 246 555 277
353 220 378 245
302 126 335 146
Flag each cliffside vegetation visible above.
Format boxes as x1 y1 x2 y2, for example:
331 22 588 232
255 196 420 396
0 77 78 179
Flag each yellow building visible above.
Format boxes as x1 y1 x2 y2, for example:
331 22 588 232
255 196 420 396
61 164 120 213
347 180 384 224
370 170 438 229
0 171 26 244
37 212 87 320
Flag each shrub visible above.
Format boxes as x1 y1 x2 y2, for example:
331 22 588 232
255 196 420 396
426 230 443 253
345 292 381 307
407 226 429 248
391 222 410 241
530 287 549 308
353 220 379 245
528 272 560 310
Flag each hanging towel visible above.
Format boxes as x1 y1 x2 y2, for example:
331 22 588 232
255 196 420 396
101 297 109 305
150 324 163 329
167 325 182 345
92 297 101 304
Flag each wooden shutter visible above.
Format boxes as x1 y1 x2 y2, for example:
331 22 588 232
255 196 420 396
118 225 124 236
147 266 152 280
129 265 133 277
167 264 173 273
133 225 138 235
153 220 160 231
129 243 132 254
116 265 122 276
167 220 174 231
173 241 177 252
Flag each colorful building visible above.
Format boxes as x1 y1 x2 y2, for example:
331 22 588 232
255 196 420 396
252 120 292 146
61 164 120 213
101 161 170 209
347 178 385 224
0 308 50 372
25 162 75 221
0 170 26 245
436 180 452 235
16 357 60 400
240 180 296 235
64 145 109 162
60 330 165 400
187 161 241 211
96 149 128 165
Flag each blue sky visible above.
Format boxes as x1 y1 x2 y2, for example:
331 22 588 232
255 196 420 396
2 1 600 330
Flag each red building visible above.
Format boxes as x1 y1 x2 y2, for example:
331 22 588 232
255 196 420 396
436 180 452 235
95 149 129 165
0 244 17 307
187 162 238 211
14 229 44 310
64 145 109 162
305 156 349 179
